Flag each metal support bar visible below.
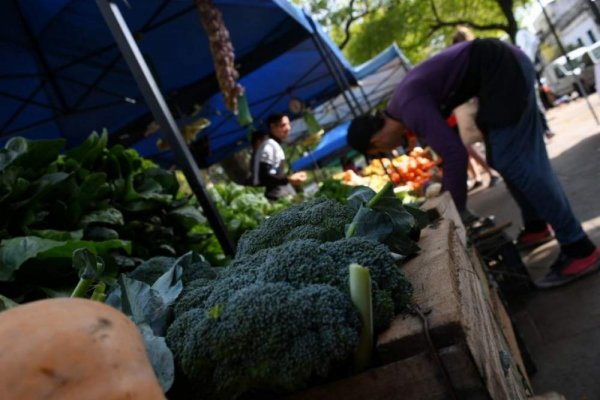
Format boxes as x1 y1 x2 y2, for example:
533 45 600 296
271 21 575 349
538 0 599 124
14 0 68 112
96 0 235 256
358 83 372 112
307 23 359 117
319 41 364 115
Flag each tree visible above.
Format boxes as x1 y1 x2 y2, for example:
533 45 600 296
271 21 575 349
294 0 532 64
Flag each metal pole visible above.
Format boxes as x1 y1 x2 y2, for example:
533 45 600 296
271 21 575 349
305 17 359 118
310 21 364 115
96 0 236 256
310 34 358 117
322 44 365 115
537 0 600 124
358 83 373 112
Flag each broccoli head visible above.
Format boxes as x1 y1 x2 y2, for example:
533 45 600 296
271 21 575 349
235 198 354 257
166 282 360 399
128 252 218 285
219 237 412 333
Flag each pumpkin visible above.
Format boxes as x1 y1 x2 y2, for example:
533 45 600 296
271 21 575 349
0 298 164 400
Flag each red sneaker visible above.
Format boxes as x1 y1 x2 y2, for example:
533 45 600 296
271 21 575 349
535 248 600 289
515 225 554 251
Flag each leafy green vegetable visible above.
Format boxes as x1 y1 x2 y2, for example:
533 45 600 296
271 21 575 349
345 182 420 256
0 294 18 311
71 248 105 298
0 236 130 281
349 263 373 372
107 259 185 392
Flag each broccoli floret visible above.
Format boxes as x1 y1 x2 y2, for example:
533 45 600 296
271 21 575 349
223 237 412 332
128 252 218 285
236 198 354 257
320 238 413 330
174 273 257 318
128 256 175 284
166 282 360 399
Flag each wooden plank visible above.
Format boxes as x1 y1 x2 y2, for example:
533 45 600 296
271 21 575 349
284 344 488 400
489 288 532 390
422 192 467 246
377 219 465 363
377 214 530 398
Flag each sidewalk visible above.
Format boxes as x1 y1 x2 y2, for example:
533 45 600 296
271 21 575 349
468 95 600 399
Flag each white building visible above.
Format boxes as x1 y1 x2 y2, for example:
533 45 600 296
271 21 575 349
534 0 600 49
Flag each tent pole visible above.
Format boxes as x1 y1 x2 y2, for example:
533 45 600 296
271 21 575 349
319 41 365 115
358 84 373 111
96 0 235 256
306 20 359 117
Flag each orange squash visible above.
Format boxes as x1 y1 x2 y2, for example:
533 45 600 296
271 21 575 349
0 298 164 400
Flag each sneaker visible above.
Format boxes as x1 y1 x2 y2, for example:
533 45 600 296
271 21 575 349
535 248 600 289
515 225 554 251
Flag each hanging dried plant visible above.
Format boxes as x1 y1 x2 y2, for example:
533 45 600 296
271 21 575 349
195 0 244 114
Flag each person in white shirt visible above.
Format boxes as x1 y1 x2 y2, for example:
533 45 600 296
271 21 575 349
253 113 305 200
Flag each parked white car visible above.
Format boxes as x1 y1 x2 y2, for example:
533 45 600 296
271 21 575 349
542 45 596 98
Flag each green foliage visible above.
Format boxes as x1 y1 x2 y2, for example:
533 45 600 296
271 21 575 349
295 0 532 64
0 132 218 303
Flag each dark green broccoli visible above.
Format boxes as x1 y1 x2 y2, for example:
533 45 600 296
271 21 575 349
166 282 360 400
235 198 354 257
193 237 411 333
128 252 219 285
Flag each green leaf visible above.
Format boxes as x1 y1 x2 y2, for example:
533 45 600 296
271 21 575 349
65 130 108 167
28 229 84 241
347 186 376 211
169 206 206 230
78 172 109 205
85 226 119 241
139 323 175 392
72 248 104 280
0 137 65 172
0 294 18 311
80 208 124 227
0 236 131 281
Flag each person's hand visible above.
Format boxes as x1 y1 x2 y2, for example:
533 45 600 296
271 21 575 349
289 171 307 186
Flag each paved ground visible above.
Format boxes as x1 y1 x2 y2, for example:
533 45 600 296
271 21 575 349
467 95 600 399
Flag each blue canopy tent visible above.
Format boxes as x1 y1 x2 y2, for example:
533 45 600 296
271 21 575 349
133 11 359 167
0 0 360 254
0 0 313 147
291 121 351 171
0 0 328 255
289 42 411 143
289 43 412 171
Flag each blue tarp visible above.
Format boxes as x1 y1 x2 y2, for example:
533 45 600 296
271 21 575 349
291 120 351 171
1 0 354 165
354 43 410 79
136 12 357 167
290 43 411 171
289 42 410 143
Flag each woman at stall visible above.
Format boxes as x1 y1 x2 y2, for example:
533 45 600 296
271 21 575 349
346 38 599 288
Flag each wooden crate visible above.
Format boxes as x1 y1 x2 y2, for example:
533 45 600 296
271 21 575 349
286 344 488 400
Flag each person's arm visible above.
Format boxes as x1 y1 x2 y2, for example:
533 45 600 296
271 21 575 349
257 162 289 186
393 96 469 211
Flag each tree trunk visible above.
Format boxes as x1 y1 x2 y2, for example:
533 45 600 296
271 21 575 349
497 0 518 43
